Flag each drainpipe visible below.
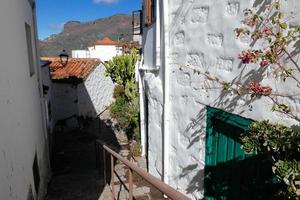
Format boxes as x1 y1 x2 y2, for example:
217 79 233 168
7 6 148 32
162 0 170 185
138 55 147 156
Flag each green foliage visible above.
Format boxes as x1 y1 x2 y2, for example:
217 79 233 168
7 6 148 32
110 93 140 140
241 120 300 198
105 49 140 142
113 85 125 98
104 49 139 87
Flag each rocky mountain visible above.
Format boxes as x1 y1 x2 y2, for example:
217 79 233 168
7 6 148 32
39 14 132 56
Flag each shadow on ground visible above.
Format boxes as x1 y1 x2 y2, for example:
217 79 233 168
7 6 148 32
46 117 121 200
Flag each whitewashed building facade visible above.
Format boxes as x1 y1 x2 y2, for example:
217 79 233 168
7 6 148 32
72 37 122 62
42 57 115 129
139 0 300 199
0 0 51 199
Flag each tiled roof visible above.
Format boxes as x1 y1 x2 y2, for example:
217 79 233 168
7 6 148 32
95 37 118 46
41 57 101 80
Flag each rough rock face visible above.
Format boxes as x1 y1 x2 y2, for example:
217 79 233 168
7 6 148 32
39 14 132 56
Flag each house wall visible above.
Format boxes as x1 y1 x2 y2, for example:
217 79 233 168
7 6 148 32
140 0 165 180
140 0 300 199
52 83 78 127
72 45 120 62
0 0 50 199
40 62 54 133
72 50 90 59
90 45 120 62
52 64 114 125
78 64 115 117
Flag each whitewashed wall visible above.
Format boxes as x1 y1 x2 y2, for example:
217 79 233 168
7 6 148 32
90 45 120 62
52 83 78 127
72 50 90 59
72 45 121 62
141 0 300 199
52 64 114 126
78 64 115 117
0 0 50 199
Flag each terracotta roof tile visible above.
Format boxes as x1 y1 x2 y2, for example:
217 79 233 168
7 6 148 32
41 57 101 80
95 37 118 46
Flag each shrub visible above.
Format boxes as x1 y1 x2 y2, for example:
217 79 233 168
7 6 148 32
113 85 125 98
105 49 141 149
241 120 300 197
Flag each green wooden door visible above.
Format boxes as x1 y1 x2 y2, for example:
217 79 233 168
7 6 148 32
204 107 276 200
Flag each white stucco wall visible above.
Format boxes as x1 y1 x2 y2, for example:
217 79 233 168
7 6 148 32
72 50 91 58
78 64 115 117
52 64 114 124
52 83 78 127
0 0 50 199
40 62 54 133
141 0 300 199
91 45 119 62
72 45 120 62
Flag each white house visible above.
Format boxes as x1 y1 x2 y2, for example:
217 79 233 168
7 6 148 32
72 37 122 62
41 57 115 129
0 0 50 199
139 0 300 199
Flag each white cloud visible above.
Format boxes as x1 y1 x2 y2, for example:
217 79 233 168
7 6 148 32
93 0 119 4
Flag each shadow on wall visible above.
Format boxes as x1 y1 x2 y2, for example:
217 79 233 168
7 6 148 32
176 0 300 198
47 78 121 200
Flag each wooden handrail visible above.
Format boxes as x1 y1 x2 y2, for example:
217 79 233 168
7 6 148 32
96 139 191 200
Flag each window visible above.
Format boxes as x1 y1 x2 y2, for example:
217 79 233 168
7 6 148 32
25 23 35 76
145 0 155 26
132 10 142 35
32 153 40 194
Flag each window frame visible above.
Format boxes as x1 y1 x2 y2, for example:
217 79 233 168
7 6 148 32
145 0 155 27
25 22 35 77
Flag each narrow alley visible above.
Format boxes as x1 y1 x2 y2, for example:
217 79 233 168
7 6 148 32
45 112 164 200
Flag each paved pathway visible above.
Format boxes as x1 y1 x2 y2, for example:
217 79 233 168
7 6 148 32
45 112 159 200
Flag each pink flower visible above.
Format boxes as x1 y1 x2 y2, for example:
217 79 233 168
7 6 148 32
239 50 257 64
247 82 272 96
243 16 260 27
260 60 270 67
235 28 244 37
262 28 272 36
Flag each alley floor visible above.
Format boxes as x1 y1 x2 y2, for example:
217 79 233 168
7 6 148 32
45 113 165 200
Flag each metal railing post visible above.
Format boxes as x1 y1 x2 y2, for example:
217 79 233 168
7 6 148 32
96 140 191 200
129 168 133 200
103 148 106 184
111 155 115 200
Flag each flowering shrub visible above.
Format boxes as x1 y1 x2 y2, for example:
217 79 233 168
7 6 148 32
235 1 300 197
247 82 272 97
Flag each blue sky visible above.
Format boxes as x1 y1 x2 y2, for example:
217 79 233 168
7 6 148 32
36 0 141 39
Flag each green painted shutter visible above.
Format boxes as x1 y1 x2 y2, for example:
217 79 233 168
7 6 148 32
204 107 277 200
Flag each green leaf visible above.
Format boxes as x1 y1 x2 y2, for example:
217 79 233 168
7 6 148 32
280 23 288 30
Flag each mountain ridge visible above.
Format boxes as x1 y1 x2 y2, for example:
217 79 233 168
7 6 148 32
39 14 132 56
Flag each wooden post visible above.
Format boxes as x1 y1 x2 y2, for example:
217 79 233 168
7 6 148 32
111 155 115 200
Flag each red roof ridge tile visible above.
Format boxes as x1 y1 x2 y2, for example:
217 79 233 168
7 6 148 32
41 57 101 80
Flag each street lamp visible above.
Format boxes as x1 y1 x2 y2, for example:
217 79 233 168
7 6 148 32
59 50 69 66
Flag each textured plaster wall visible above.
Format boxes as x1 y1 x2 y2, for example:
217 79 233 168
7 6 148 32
141 0 300 199
0 0 50 199
52 83 78 126
78 64 115 117
141 0 165 178
52 64 114 125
